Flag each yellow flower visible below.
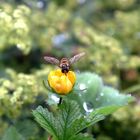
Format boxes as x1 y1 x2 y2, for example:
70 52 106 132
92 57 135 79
48 69 76 95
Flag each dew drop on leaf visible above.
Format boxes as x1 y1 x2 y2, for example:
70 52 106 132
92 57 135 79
100 92 104 96
128 94 132 97
96 97 99 101
83 102 93 113
83 88 87 93
79 83 86 90
87 80 91 84
50 94 60 104
75 69 80 74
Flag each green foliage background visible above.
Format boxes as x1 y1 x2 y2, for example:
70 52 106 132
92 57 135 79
0 0 140 139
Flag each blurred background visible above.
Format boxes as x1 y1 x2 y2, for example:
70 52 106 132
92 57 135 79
0 0 140 140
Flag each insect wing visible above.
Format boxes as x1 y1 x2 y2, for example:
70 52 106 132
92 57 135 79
44 56 60 65
69 52 85 64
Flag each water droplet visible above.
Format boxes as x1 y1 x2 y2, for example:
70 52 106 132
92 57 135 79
75 70 80 74
100 92 104 96
128 94 132 97
83 89 87 93
115 93 119 96
79 83 86 90
83 102 93 113
50 94 60 103
87 80 91 84
96 97 99 101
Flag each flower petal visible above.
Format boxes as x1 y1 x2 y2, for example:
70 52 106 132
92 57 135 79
47 69 76 95
67 71 76 85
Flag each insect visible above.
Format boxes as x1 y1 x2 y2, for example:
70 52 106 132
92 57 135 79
44 52 85 74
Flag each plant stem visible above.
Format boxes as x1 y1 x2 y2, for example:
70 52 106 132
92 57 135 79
58 97 62 105
48 135 52 140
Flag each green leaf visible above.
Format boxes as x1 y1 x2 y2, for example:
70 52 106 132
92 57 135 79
68 72 133 113
57 100 83 140
2 126 25 140
77 72 103 96
89 105 122 118
69 133 94 140
96 86 132 107
32 106 59 140
70 110 104 135
33 100 104 140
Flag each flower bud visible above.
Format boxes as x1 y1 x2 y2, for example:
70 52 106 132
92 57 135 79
48 69 76 95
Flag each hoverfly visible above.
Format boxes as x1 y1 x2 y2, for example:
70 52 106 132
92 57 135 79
44 52 85 74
